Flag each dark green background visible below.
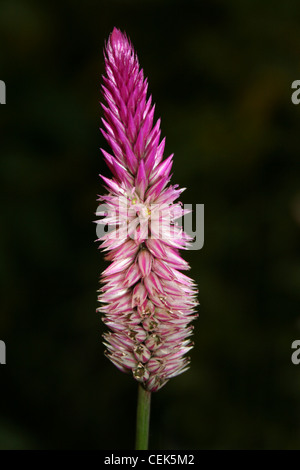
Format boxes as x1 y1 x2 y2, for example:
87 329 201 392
0 0 299 449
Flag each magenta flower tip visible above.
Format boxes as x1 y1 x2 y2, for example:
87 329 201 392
109 27 130 51
98 28 198 392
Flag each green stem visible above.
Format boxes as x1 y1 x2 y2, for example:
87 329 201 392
135 384 151 450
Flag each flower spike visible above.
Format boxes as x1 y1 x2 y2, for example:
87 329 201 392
98 28 198 392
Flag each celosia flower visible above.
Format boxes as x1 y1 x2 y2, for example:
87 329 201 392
97 28 198 392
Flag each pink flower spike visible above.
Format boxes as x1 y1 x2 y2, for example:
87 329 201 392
97 28 198 392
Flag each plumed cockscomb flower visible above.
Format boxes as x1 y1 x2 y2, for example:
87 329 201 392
97 28 198 392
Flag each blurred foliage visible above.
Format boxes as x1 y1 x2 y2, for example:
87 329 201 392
0 0 299 449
